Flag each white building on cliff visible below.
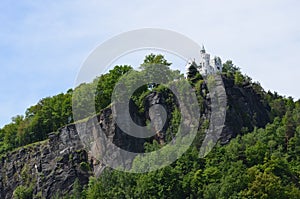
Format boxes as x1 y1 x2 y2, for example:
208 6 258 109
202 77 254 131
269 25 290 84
186 46 222 76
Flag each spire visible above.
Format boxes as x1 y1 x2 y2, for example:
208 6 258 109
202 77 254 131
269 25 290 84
200 45 206 53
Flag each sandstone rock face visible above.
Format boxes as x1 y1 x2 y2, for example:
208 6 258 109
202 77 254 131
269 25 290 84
0 101 146 198
0 75 271 198
0 127 90 199
142 76 270 145
76 103 146 176
144 92 173 144
221 76 270 142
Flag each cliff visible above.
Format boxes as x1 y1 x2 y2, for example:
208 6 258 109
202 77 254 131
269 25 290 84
0 125 90 199
221 76 270 142
0 75 271 198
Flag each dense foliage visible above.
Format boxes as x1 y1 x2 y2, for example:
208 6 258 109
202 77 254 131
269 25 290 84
0 65 132 153
1 55 300 198
78 59 300 199
0 90 73 153
74 60 300 198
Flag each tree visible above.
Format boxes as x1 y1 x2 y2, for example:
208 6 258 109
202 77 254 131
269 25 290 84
71 178 82 199
186 62 203 85
13 185 33 199
94 65 132 112
140 53 171 68
283 110 296 149
241 169 285 199
139 54 181 89
234 71 244 86
222 60 239 78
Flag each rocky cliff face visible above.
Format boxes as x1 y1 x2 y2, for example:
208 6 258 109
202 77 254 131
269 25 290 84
75 102 146 176
141 76 271 145
0 75 271 198
221 76 271 142
0 100 146 198
0 126 90 199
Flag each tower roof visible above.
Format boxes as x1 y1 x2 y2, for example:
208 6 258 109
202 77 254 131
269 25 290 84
200 45 206 53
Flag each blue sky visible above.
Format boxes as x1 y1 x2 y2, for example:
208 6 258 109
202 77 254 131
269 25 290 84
1 0 300 127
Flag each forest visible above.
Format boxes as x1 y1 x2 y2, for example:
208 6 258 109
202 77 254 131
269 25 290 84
1 54 300 198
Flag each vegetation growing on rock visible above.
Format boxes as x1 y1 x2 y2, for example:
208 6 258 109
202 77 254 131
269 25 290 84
0 54 300 198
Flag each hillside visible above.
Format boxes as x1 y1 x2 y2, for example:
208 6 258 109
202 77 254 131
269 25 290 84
0 55 300 198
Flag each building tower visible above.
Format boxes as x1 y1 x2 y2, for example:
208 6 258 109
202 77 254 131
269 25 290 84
200 45 210 70
185 45 222 77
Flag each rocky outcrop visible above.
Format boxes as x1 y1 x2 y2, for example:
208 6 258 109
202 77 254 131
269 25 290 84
0 75 271 198
0 100 147 198
0 128 90 199
142 75 271 145
221 76 271 142
75 103 146 176
144 91 174 144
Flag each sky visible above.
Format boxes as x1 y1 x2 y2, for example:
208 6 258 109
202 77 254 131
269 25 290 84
0 0 300 127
